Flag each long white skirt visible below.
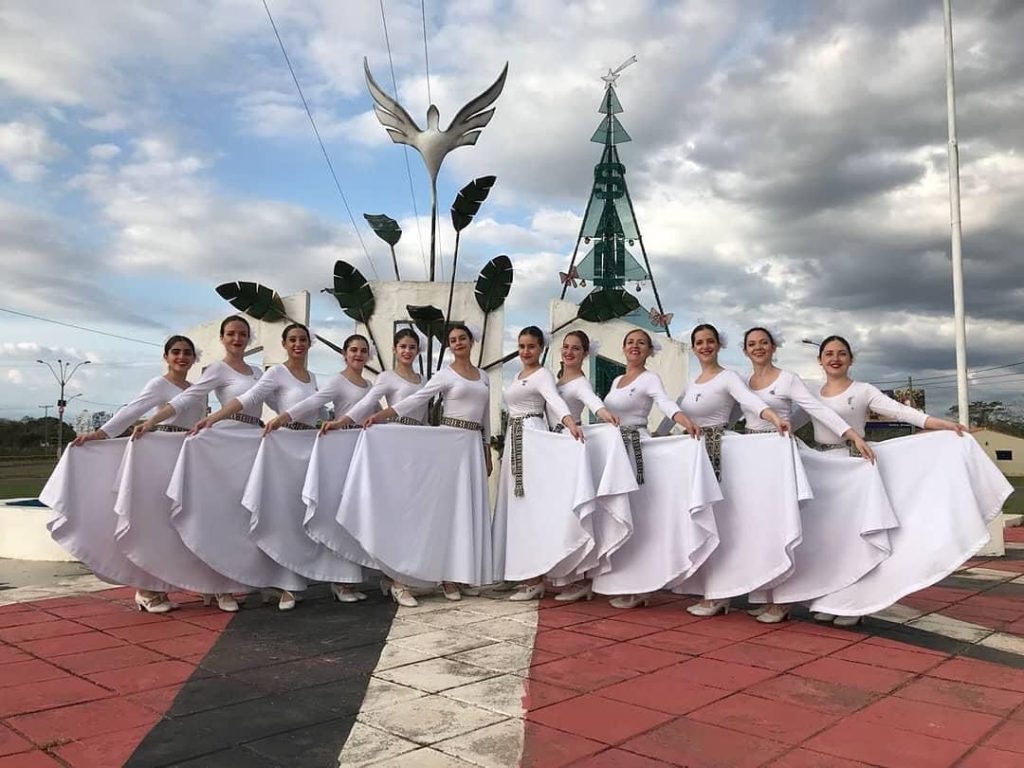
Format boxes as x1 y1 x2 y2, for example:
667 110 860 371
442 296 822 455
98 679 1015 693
749 442 897 605
336 424 492 586
811 431 1013 617
550 424 638 586
42 440 173 591
301 429 373 570
493 419 596 583
673 432 811 601
168 422 306 591
592 434 721 595
242 429 363 583
115 433 247 594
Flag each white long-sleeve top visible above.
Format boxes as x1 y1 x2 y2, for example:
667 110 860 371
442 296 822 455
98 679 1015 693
550 375 605 424
743 369 851 436
504 367 571 425
678 369 769 428
346 370 426 423
813 380 929 445
603 370 680 427
284 371 367 426
168 360 264 418
237 365 319 426
392 366 491 439
100 376 203 438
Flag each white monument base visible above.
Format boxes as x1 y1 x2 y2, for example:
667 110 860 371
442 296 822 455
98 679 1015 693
0 501 75 562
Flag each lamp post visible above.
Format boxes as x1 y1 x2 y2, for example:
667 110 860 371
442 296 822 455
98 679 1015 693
36 359 91 459
38 404 52 447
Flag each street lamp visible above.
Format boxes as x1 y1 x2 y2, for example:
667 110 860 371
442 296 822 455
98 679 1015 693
36 358 91 459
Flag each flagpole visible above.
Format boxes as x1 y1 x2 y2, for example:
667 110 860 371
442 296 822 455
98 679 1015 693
943 0 969 427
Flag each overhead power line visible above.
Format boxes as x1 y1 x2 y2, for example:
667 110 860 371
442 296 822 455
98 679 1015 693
872 360 1024 387
0 307 162 347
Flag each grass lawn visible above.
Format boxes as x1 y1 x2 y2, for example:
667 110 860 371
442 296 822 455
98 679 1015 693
0 458 56 499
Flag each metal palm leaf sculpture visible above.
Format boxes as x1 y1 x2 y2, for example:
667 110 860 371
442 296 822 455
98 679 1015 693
364 57 508 280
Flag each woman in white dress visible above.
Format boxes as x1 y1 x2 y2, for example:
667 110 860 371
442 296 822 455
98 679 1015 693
739 327 882 624
260 333 374 603
671 323 805 618
46 336 200 613
590 329 713 608
361 324 493 606
155 322 312 610
807 335 1011 625
551 330 634 604
493 326 590 601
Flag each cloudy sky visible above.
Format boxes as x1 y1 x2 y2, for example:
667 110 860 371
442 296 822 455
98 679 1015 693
1 0 1022 421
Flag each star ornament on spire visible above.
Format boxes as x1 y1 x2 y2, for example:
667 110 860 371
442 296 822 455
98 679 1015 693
601 55 638 86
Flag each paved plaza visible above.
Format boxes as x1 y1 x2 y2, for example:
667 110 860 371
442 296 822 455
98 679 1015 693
2 529 1024 767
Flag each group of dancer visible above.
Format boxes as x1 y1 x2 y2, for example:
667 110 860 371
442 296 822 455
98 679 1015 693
43 312 1012 629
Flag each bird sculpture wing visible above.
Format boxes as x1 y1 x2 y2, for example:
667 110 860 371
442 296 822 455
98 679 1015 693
444 63 509 148
363 57 423 146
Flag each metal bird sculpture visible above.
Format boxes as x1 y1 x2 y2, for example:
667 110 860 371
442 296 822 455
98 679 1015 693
364 57 508 280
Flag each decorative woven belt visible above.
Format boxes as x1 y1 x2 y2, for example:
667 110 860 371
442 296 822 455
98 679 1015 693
508 412 545 497
742 426 778 434
229 413 264 427
440 416 484 433
284 421 317 431
387 416 423 427
700 425 725 481
813 441 862 458
619 425 645 485
153 424 189 433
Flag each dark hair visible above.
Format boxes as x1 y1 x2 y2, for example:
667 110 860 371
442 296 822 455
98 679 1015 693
743 327 776 347
343 334 369 351
393 328 419 348
219 315 250 337
563 330 590 354
164 335 196 356
818 335 853 360
690 323 721 345
519 326 545 347
622 328 653 347
447 323 474 345
281 322 311 344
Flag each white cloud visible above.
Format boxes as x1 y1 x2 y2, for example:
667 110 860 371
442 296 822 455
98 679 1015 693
87 143 121 161
0 118 66 181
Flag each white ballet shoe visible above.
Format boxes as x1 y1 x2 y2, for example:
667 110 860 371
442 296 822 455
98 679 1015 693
278 590 296 611
755 604 790 624
508 583 545 601
441 583 463 602
379 577 392 597
135 591 174 614
555 583 594 603
813 612 837 623
832 615 862 627
390 584 419 608
459 586 483 597
686 599 731 617
202 593 239 613
609 594 650 609
331 584 366 603
746 605 769 617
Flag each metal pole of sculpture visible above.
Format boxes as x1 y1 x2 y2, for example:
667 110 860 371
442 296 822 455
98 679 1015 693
364 58 508 281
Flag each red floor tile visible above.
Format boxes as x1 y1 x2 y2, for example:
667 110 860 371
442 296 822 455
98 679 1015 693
958 746 1024 767
628 629 736 656
597 667 731 716
33 596 100 610
521 721 606 768
984 719 1024 754
536 608 594 630
128 684 180 714
16 631 125 658
623 717 787 768
830 640 947 673
43 601 136 620
805 718 971 768
668 656 779 692
0 611 60 630
139 630 218 659
85 659 194 695
50 644 166 676
849 696 1002 745
571 618 661 641
901 596 954 613
944 604 1020 628
861 636 950 657
689 692 838 744
0 645 30 665
1004 619 1024 637
73 609 169 631
895 676 1024 717
683 614 780 642
527 693 674 745
769 749 872 767
609 607 704 631
106 620 209 644
0 677 113 718
560 600 638 619
0 619 92 643
915 586 978 603
789 657 914 693
54 724 153 768
928 657 1024 694
963 594 1024 613
528 657 639 693
784 621 864 641
0 604 37 616
0 659 70 688
983 560 1024 574
744 674 877 716
574 641 687 673
569 748 670 767
0 724 32 758
178 612 236 631
749 630 857 656
703 641 818 672
0 751 64 767
7 697 159 744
